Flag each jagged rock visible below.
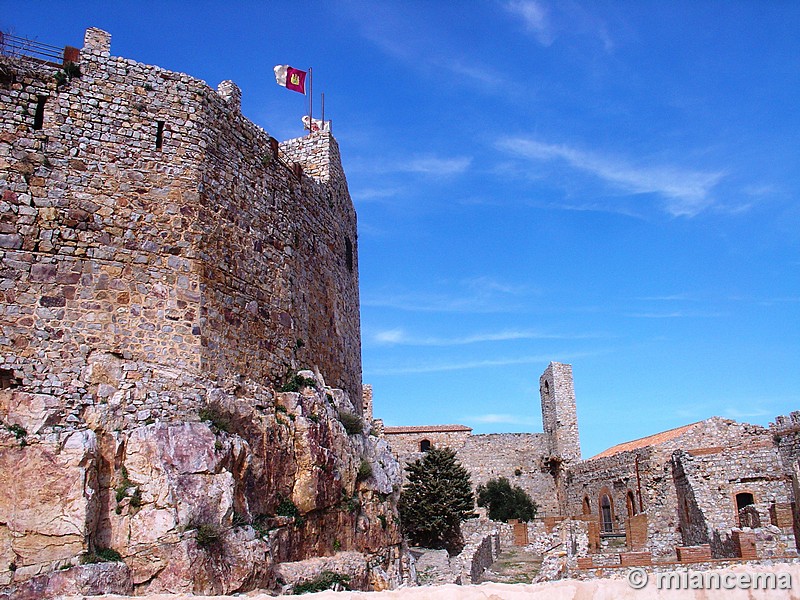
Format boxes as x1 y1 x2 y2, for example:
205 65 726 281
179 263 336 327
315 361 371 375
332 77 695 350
0 391 60 435
0 430 98 579
0 562 132 600
274 551 369 593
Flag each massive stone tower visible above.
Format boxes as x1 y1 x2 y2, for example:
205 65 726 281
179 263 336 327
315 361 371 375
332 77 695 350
540 362 581 464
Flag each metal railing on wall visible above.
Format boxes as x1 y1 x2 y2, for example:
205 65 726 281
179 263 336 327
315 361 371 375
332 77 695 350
0 31 78 65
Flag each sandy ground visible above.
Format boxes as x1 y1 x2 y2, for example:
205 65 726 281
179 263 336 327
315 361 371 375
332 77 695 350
65 563 800 599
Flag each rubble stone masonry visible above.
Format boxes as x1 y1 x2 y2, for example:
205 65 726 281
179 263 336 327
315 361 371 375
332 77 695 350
0 27 362 425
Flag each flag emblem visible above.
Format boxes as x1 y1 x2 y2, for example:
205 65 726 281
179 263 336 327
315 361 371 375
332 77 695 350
274 65 307 94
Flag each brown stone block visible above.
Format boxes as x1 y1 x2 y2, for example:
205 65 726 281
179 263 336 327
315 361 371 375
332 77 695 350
676 545 712 563
576 557 594 569
770 502 794 529
626 513 648 551
733 531 758 560
619 551 652 567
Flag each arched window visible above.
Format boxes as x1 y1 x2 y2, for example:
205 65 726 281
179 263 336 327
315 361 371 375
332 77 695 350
582 496 591 515
600 494 614 532
419 439 431 452
626 490 637 518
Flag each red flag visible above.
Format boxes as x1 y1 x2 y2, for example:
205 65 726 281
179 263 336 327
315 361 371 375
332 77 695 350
274 65 307 95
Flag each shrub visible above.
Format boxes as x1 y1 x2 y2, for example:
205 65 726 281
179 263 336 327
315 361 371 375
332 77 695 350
192 523 222 548
276 496 305 526
293 571 350 594
6 423 26 446
81 548 122 564
338 411 362 435
252 514 270 536
356 459 373 482
280 372 317 392
399 447 474 554
7 423 26 439
198 405 231 432
476 477 538 522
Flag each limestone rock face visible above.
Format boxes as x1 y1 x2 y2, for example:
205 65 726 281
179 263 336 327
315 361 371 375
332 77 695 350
0 379 409 596
0 429 98 582
0 562 132 600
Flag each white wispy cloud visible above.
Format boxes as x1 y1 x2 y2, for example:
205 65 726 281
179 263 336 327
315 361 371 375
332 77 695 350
723 406 773 420
367 351 599 375
624 310 727 319
504 0 554 46
401 156 473 175
363 277 534 313
496 137 726 216
467 413 541 426
636 293 694 302
370 327 604 346
350 3 511 91
353 187 403 203
349 154 472 177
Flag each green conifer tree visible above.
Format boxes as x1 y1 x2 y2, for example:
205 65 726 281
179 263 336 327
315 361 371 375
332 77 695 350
398 446 475 553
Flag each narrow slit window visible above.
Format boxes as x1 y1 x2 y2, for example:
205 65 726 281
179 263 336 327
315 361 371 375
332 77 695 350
33 95 47 130
345 236 353 272
155 120 165 150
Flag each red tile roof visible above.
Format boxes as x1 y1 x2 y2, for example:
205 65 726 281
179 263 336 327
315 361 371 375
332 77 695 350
383 424 472 434
589 421 702 460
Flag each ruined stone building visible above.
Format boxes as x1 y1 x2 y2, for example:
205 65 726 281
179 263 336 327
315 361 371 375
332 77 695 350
383 362 800 567
0 27 411 596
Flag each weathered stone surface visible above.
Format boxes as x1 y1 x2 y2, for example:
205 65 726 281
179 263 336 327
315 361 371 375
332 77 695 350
0 562 132 599
0 430 98 576
0 391 60 434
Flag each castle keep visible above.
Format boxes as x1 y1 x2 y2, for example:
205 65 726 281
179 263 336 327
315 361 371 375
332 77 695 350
384 363 800 567
1 27 362 413
0 28 410 596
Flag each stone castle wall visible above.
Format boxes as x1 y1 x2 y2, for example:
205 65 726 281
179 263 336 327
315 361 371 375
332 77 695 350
672 443 794 558
383 430 559 516
771 412 800 475
563 417 780 561
0 27 361 426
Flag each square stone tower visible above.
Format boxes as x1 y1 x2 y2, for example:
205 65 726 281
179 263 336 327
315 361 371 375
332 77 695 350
540 362 582 464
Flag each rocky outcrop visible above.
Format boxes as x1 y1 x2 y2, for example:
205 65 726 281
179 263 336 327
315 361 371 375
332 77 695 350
0 368 409 596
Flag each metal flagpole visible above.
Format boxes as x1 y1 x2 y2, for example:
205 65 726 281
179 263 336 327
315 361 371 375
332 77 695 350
308 66 313 136
321 92 325 131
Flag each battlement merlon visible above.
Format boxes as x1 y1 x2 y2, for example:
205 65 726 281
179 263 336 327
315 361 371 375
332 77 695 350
279 131 348 186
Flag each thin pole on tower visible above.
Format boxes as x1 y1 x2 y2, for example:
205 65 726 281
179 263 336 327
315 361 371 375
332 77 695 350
308 66 313 136
321 92 325 131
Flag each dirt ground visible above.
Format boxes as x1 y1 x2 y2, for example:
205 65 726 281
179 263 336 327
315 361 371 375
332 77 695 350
477 546 543 584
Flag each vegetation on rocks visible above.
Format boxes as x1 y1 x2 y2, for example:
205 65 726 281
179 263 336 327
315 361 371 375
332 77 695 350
293 570 350 594
338 411 363 435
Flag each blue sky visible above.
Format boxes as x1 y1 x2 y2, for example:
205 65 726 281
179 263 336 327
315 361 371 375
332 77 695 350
4 1 799 458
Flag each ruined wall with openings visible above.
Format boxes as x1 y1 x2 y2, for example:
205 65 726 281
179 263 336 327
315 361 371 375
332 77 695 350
0 27 361 426
563 417 781 561
672 444 796 558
